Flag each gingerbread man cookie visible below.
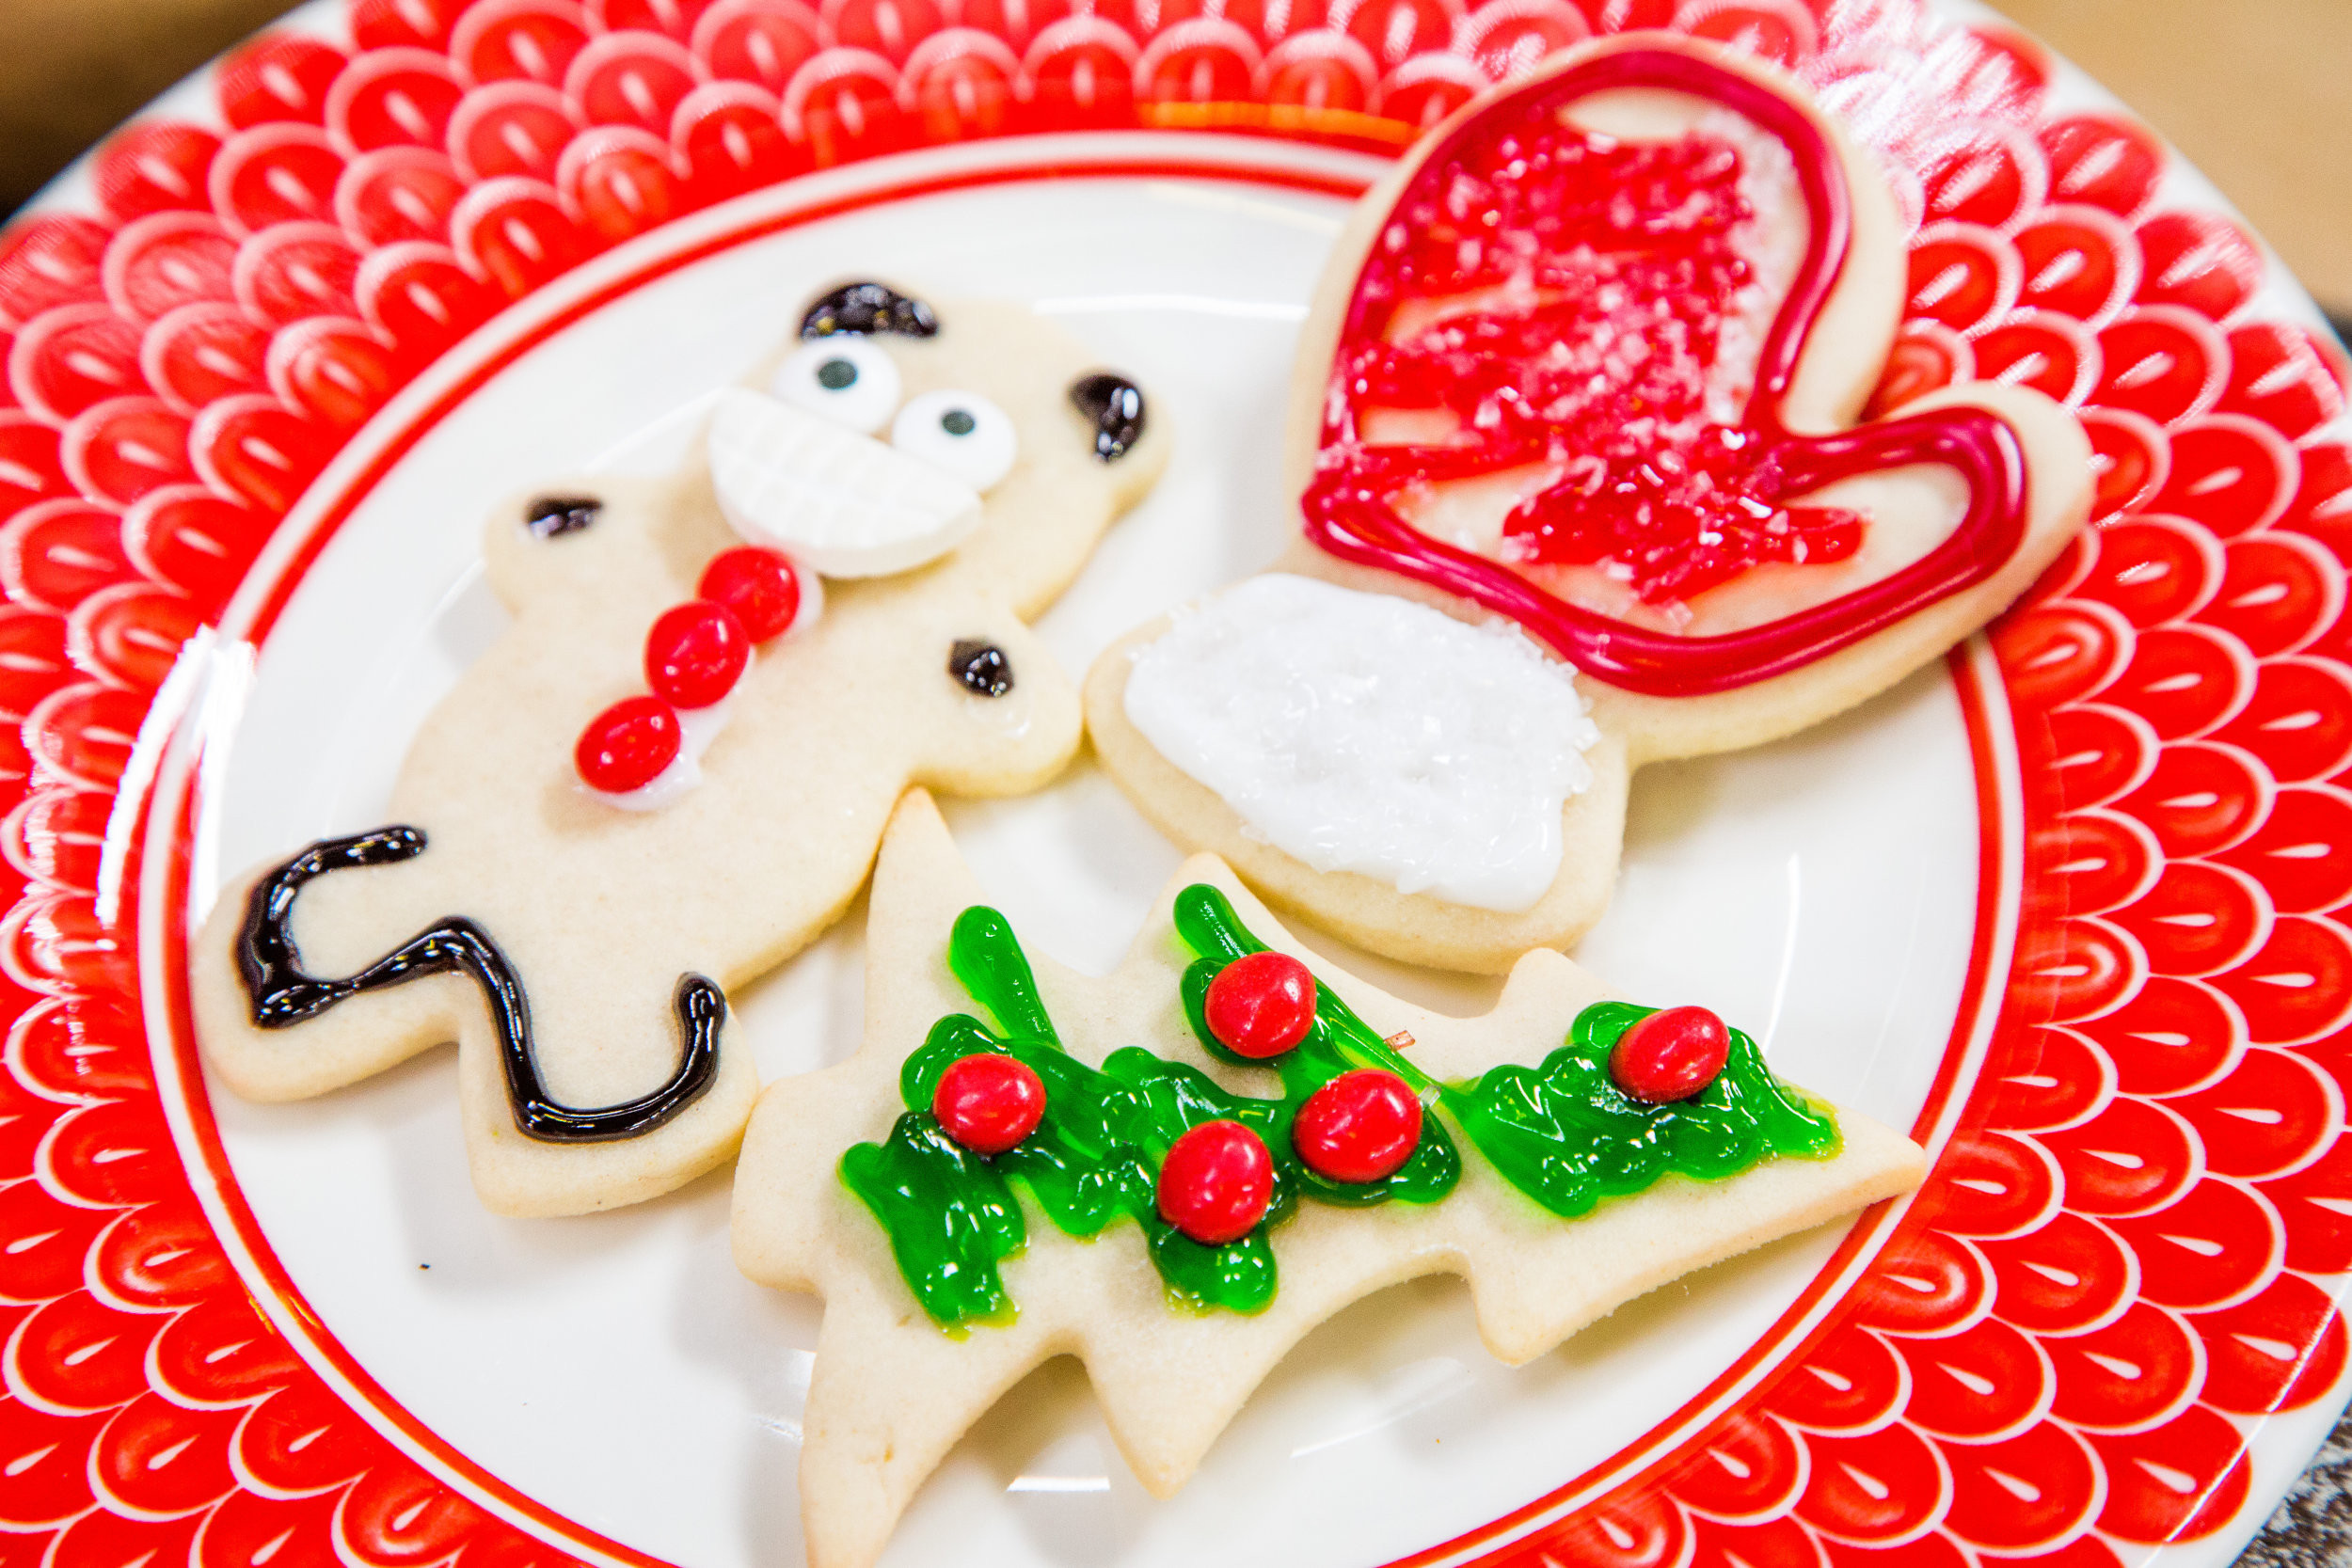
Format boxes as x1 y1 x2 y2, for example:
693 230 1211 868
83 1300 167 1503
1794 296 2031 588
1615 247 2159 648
1086 35 2091 973
192 283 1168 1217
732 790 1924 1568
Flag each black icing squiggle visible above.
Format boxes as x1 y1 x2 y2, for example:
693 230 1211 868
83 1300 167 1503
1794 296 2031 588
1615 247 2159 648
801 282 938 339
236 827 722 1143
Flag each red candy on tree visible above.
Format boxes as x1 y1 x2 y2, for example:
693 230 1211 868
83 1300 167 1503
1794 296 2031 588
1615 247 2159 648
1293 1069 1422 1183
1203 950 1317 1060
1610 1006 1732 1104
698 546 803 641
576 694 683 794
644 599 751 709
1156 1120 1273 1244
932 1053 1046 1155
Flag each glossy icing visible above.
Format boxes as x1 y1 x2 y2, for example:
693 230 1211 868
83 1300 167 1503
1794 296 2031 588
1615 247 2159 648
236 828 722 1142
843 885 1837 1327
1303 45 2033 696
1122 574 1600 911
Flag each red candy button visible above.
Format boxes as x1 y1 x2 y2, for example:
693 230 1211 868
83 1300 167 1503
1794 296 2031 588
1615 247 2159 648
1610 1006 1732 1103
1203 950 1317 1060
645 599 751 709
576 694 682 794
1156 1120 1273 1244
698 546 803 641
1294 1069 1422 1183
932 1053 1046 1155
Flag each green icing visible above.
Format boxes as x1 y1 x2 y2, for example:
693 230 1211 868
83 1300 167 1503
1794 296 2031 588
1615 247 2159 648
1438 1002 1839 1218
842 887 1838 1332
852 907 1304 1321
837 1113 1023 1329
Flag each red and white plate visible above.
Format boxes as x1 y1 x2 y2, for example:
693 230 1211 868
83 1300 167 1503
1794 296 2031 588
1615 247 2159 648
1 1 2347 1566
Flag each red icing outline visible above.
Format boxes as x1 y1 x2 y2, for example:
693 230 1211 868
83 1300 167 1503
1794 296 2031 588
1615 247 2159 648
1304 44 2033 696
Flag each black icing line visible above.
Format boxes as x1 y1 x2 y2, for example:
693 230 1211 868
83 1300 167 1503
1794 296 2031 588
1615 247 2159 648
236 827 722 1144
1070 372 1146 462
801 282 938 339
524 495 601 537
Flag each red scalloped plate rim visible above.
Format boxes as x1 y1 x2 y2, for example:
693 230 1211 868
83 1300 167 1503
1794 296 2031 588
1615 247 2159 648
0 2 2346 1567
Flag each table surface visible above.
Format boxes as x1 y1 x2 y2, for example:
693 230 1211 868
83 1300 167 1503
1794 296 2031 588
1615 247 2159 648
0 1 2348 1564
1987 0 2352 321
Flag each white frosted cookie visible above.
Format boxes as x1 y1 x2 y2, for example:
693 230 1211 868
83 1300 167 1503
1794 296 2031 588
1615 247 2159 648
191 283 1169 1217
1087 33 2091 974
732 790 1926 1568
1121 573 1603 911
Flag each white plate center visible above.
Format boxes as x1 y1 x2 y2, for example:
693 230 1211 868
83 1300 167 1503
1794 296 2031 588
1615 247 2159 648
194 150 1982 1568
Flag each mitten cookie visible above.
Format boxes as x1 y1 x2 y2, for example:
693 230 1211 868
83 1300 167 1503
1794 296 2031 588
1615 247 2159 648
1087 34 2090 973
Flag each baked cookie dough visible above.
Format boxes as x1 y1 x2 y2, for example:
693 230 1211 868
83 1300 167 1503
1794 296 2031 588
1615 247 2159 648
191 283 1168 1217
1087 35 2090 973
732 790 1925 1568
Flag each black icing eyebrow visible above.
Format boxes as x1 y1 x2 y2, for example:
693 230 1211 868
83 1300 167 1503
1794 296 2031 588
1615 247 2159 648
524 495 600 537
1070 372 1146 462
801 282 939 339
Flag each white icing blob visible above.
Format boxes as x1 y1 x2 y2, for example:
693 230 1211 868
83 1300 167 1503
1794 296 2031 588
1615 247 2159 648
676 687 737 759
1123 575 1601 912
592 747 703 814
707 388 983 577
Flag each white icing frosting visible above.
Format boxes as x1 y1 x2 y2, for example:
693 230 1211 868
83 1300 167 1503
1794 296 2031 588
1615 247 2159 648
1123 575 1601 912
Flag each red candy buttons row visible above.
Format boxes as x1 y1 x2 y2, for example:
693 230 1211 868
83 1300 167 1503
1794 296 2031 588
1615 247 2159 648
929 1046 1280 1245
575 545 803 796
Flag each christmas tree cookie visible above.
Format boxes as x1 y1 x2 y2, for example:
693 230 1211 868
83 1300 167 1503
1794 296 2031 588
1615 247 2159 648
731 791 1925 1568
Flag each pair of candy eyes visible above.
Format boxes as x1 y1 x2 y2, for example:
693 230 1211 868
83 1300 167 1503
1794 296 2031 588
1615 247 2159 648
773 338 1016 491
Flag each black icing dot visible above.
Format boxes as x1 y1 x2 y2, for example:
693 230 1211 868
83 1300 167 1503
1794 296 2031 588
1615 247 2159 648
817 356 858 389
940 407 977 436
948 640 1013 698
1069 372 1146 462
525 495 601 537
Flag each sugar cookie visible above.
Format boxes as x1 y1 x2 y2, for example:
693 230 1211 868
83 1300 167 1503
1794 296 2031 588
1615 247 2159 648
732 790 1925 1568
191 283 1168 1216
1086 35 2090 973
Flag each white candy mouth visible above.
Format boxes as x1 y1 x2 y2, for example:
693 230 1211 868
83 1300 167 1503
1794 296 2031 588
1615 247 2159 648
707 388 984 578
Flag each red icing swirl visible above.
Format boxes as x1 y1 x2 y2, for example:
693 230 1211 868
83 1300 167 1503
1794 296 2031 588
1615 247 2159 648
1303 45 2031 697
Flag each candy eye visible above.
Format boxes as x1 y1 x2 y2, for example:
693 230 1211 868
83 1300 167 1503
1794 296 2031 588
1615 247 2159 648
891 390 1017 491
771 337 901 434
